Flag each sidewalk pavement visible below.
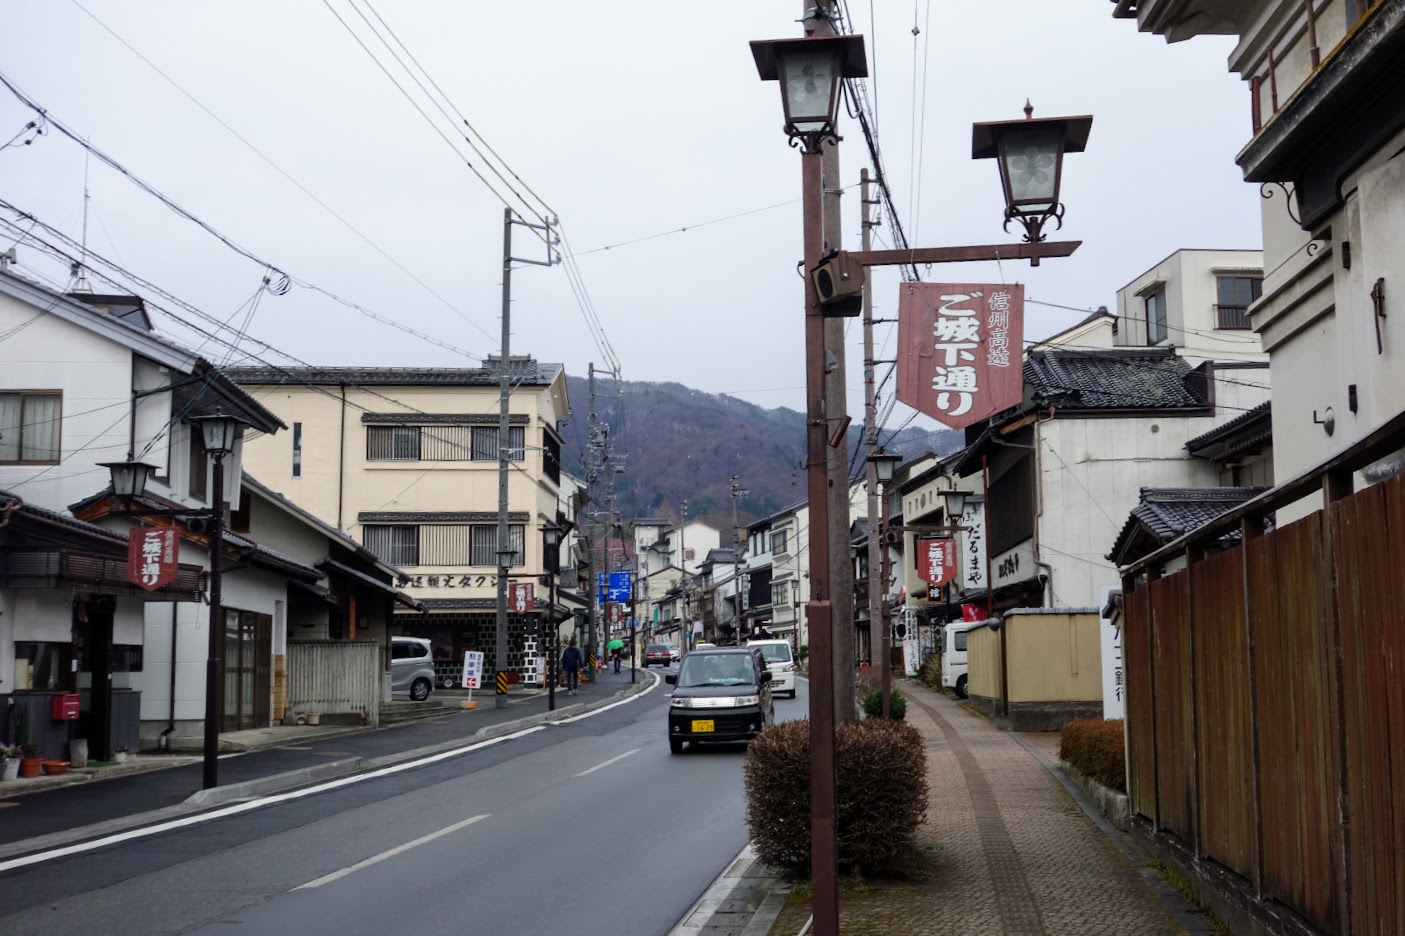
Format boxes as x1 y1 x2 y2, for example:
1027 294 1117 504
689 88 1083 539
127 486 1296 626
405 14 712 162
0 665 651 858
679 683 1216 936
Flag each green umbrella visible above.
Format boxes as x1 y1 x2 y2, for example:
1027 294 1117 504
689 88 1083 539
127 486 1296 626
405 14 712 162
606 639 625 651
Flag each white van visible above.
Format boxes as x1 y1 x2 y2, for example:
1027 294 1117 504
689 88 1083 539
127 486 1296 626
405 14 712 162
746 639 797 698
942 622 979 699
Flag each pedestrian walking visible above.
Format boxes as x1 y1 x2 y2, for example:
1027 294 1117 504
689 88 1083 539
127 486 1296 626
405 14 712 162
562 638 583 695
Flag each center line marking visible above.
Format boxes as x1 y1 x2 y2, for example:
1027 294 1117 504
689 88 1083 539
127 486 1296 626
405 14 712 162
294 814 489 890
574 748 641 778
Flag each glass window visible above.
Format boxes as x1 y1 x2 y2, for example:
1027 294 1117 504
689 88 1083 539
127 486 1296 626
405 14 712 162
756 644 792 663
1145 288 1167 345
188 429 208 501
470 524 524 566
470 426 525 462
1215 276 1262 330
291 422 302 477
771 530 788 555
364 525 419 566
676 653 755 687
954 631 968 652
366 426 422 461
0 392 61 463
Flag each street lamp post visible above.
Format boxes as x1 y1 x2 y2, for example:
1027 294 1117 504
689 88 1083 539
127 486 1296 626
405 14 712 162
543 523 561 712
102 411 244 791
752 32 867 936
867 450 901 719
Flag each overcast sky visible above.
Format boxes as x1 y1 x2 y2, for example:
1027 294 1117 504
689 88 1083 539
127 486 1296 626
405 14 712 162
0 2 1260 438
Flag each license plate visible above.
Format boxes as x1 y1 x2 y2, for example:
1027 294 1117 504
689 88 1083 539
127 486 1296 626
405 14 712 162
691 719 715 733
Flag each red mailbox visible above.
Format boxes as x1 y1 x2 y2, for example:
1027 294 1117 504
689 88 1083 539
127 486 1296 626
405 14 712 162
51 693 80 720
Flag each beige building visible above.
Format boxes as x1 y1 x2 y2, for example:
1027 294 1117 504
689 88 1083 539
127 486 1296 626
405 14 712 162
230 359 570 683
1113 0 1405 520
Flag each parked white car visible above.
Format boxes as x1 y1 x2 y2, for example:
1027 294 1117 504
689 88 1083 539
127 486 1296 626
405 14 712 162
942 622 978 699
746 638 797 698
391 636 435 702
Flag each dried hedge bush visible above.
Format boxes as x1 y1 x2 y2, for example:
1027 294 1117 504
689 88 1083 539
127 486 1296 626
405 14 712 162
1058 718 1126 793
744 718 928 874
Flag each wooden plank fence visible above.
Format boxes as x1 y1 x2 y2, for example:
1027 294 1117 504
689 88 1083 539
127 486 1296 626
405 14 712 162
1120 414 1405 935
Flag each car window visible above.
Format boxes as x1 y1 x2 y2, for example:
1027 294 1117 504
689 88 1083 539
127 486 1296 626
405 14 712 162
755 644 791 663
676 654 755 688
954 632 968 652
392 643 409 660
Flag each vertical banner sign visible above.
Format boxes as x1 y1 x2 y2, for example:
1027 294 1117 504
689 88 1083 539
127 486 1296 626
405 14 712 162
960 498 987 593
916 536 956 588
895 283 1025 430
127 527 178 592
607 603 624 627
510 583 535 614
1099 586 1125 719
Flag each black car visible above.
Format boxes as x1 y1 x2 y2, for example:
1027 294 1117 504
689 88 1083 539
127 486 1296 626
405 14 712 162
665 647 775 754
643 644 673 667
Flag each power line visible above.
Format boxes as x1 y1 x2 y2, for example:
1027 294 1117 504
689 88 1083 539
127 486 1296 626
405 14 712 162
66 0 497 345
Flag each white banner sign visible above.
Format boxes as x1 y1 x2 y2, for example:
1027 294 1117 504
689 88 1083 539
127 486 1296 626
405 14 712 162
1099 586 1124 719
960 498 988 593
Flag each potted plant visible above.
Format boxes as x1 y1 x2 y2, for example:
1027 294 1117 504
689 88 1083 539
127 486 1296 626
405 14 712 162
19 742 42 779
114 747 129 764
0 743 19 781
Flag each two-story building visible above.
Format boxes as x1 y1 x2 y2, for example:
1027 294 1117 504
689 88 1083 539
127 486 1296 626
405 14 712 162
229 360 570 687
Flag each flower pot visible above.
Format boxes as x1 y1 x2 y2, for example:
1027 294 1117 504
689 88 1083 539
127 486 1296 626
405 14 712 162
1 759 19 781
114 751 129 764
41 760 70 776
19 758 42 779
304 713 320 726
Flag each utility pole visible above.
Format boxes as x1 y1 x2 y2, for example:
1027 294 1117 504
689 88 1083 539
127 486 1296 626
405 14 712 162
585 363 599 674
860 167 886 706
814 1 857 726
679 499 688 657
496 207 558 708
730 475 749 645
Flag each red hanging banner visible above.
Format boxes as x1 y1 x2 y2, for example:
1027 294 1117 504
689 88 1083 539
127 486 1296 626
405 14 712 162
127 527 179 592
961 603 984 623
896 282 1025 430
510 583 535 614
916 536 957 589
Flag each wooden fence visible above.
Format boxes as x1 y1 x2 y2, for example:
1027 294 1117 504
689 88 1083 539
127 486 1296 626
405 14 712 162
1121 411 1405 936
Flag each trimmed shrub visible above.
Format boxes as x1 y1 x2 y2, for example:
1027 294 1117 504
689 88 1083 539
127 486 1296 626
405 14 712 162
745 719 928 874
919 652 942 690
861 687 907 721
1058 718 1126 793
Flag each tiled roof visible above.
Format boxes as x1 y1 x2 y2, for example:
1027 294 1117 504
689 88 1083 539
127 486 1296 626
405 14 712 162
1107 487 1270 565
1186 401 1272 459
0 489 127 549
226 360 563 388
1024 348 1206 410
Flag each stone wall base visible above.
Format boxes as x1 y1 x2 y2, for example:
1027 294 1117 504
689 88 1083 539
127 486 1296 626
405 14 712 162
1059 760 1129 831
968 695 1101 732
1130 818 1330 936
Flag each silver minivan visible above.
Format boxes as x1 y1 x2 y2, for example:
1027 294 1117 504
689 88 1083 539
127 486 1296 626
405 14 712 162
391 636 435 701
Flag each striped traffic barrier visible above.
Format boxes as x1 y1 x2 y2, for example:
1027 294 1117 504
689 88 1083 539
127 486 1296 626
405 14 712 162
496 671 508 695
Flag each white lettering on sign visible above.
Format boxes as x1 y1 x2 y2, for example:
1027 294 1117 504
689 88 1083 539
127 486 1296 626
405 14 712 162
931 291 984 418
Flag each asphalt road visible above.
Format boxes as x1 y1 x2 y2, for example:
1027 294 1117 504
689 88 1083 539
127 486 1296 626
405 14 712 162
0 669 810 936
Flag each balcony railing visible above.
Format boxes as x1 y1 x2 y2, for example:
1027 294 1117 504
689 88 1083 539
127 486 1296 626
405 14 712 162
1214 303 1252 330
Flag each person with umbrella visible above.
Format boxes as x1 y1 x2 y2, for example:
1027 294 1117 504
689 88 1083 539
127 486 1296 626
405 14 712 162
606 638 625 673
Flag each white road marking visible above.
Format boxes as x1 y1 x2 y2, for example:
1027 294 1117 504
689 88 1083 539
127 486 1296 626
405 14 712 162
0 726 545 875
573 748 640 778
293 814 489 890
552 669 660 725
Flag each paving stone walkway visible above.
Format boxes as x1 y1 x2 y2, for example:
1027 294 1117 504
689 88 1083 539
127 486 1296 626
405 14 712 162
765 686 1193 936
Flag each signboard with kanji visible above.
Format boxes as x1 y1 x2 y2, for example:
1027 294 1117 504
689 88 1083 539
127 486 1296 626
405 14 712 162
960 498 987 593
916 536 956 589
895 282 1025 430
127 527 178 592
462 651 484 689
607 603 624 626
510 583 535 614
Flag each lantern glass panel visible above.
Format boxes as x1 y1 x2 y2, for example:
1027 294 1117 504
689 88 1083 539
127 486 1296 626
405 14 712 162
1002 124 1061 204
196 417 239 457
780 48 838 130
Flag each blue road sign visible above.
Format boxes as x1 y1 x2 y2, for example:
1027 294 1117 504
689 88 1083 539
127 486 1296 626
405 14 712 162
597 571 633 603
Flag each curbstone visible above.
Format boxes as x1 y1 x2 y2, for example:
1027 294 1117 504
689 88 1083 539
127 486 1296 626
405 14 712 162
1058 759 1130 831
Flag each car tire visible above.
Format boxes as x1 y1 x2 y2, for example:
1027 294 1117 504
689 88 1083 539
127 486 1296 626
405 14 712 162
669 737 684 754
410 678 432 702
955 674 968 699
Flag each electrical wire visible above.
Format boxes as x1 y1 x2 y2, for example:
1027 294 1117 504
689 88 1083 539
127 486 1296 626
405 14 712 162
66 0 497 345
912 0 932 244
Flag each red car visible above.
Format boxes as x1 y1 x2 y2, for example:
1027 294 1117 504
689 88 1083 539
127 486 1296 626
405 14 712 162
644 644 674 667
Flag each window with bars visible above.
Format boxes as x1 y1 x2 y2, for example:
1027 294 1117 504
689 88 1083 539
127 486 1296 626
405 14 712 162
1214 276 1262 330
366 425 525 462
363 523 524 568
363 525 419 566
0 391 61 464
